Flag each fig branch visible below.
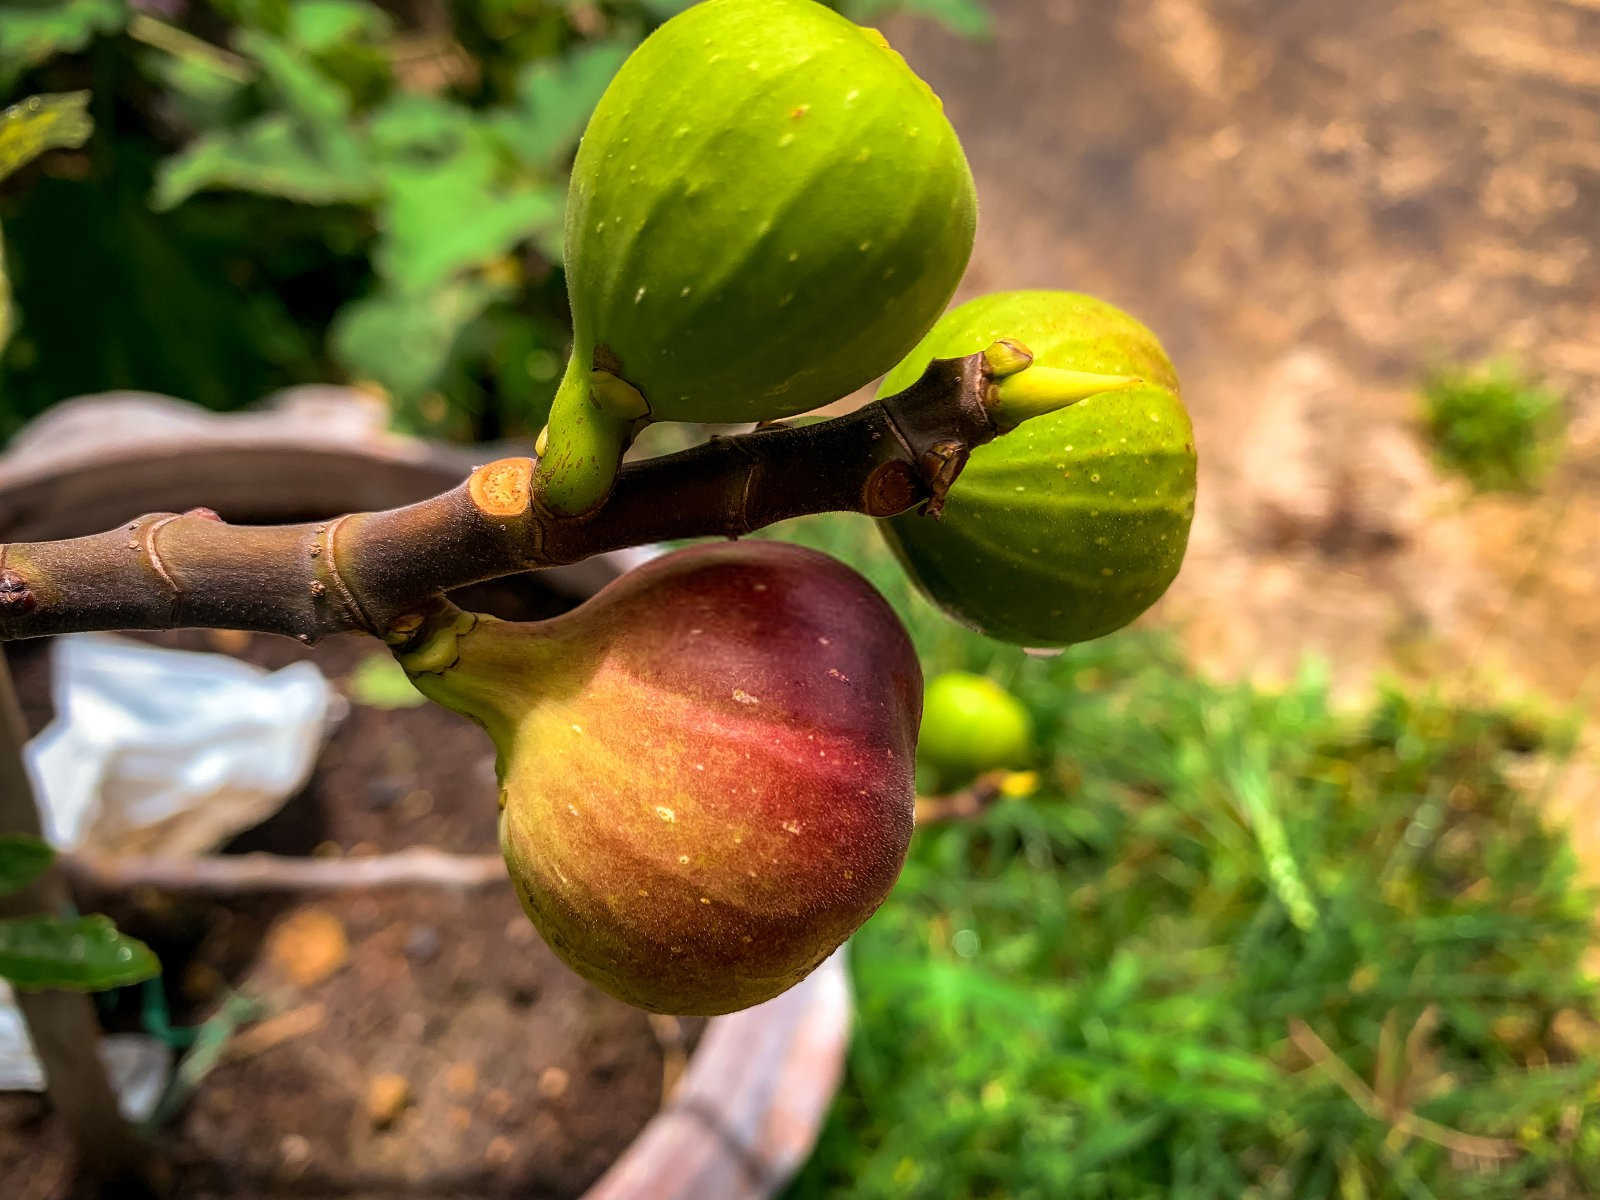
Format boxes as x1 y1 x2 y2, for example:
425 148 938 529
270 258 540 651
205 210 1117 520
0 345 1132 645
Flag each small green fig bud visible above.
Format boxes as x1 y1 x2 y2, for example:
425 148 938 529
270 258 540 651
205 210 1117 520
918 672 1034 788
879 290 1197 648
538 0 978 514
399 542 921 1015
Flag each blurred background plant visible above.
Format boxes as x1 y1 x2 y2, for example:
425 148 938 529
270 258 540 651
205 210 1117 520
0 0 989 443
1423 360 1567 494
770 514 1600 1200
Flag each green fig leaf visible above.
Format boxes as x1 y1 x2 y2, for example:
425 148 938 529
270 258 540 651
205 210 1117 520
286 0 391 53
0 1 124 93
0 835 54 897
496 39 632 172
152 112 378 209
151 29 373 210
330 277 501 404
0 91 93 183
0 914 160 992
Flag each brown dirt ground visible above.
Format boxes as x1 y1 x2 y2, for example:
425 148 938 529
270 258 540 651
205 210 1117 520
0 629 700 1200
885 0 1600 857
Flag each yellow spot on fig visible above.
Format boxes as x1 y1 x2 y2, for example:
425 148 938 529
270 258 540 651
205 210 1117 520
677 854 690 865
781 820 802 834
700 896 711 905
571 723 584 734
655 805 676 823
732 689 760 705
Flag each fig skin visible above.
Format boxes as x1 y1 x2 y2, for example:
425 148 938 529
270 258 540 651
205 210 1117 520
540 0 977 513
401 542 921 1015
879 291 1197 648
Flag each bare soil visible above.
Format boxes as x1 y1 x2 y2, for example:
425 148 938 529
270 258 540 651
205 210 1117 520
0 630 697 1200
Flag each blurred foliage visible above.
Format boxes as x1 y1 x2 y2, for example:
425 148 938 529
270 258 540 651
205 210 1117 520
771 515 1598 1200
345 649 427 709
0 90 93 355
1423 361 1566 494
0 832 53 894
0 0 985 443
0 833 160 993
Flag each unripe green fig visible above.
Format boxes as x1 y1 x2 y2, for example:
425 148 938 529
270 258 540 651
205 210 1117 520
538 0 978 514
919 672 1033 788
399 542 921 1015
879 291 1197 647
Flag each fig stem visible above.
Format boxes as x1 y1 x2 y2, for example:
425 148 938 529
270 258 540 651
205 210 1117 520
533 356 637 517
988 367 1143 432
0 348 1014 645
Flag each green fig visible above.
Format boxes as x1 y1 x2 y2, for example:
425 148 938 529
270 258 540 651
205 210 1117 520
399 542 921 1015
918 672 1034 788
538 0 978 514
879 291 1197 647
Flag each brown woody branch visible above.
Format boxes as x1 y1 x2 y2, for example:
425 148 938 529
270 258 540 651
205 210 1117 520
0 353 993 644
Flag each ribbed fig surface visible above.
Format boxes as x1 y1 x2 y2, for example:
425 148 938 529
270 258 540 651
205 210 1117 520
539 0 977 513
880 291 1197 647
402 542 921 1015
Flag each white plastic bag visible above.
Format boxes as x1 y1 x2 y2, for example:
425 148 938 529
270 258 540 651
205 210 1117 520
24 633 337 855
0 982 169 1119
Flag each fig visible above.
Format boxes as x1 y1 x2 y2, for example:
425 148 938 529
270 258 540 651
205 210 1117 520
918 672 1034 788
879 291 1197 647
538 0 978 514
398 541 921 1015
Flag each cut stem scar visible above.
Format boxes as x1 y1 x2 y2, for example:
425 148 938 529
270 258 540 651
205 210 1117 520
469 458 535 518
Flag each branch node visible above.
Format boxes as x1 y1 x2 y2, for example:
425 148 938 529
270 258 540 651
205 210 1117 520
139 515 184 623
0 569 36 616
321 515 376 635
917 440 969 518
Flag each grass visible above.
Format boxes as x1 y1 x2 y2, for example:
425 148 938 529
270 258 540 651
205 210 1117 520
761 513 1599 1200
1422 362 1565 493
